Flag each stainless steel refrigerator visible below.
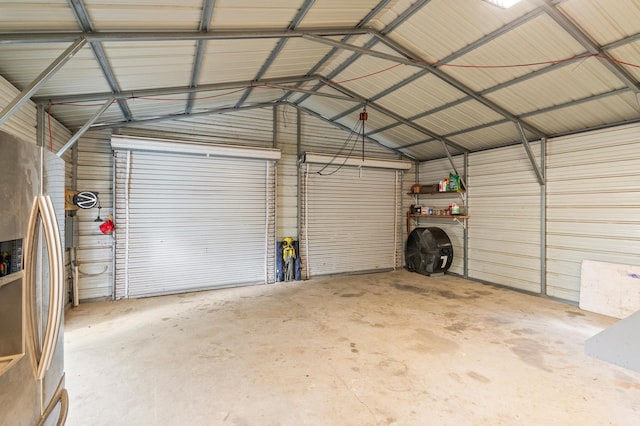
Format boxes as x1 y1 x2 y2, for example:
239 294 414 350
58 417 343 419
0 130 68 425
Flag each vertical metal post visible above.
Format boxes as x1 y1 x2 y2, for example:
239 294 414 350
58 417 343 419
36 105 46 147
296 108 302 246
464 151 469 278
540 137 547 295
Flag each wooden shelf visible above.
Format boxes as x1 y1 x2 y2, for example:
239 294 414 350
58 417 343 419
407 190 465 196
408 214 469 219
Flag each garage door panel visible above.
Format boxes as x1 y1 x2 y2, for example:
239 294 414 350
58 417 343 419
114 149 275 298
301 164 401 277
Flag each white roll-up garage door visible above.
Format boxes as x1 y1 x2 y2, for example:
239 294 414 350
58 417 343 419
300 162 403 277
113 144 277 298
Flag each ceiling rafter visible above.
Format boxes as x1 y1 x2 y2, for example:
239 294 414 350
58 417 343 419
277 0 393 103
235 0 316 108
539 0 640 95
293 0 433 106
0 28 370 44
322 77 467 154
32 75 320 105
185 0 216 114
366 26 640 139
292 103 413 160
89 102 278 131
68 0 133 122
327 7 546 124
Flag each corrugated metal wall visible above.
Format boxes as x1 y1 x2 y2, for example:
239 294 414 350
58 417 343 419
546 124 640 301
468 144 542 292
275 105 299 240
113 149 275 298
417 157 467 276
301 163 400 277
75 130 114 301
116 108 275 148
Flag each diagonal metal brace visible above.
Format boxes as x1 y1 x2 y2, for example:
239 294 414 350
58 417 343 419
57 98 114 157
516 121 544 186
0 38 86 127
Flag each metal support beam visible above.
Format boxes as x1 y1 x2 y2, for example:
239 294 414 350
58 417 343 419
186 0 216 114
440 140 463 188
69 0 133 121
539 0 640 95
307 34 546 139
57 98 114 157
293 103 414 160
540 137 547 295
293 0 430 106
33 75 319 104
0 38 86 127
36 105 46 148
88 102 276 130
516 121 544 186
237 0 316 108
0 28 369 44
323 78 468 154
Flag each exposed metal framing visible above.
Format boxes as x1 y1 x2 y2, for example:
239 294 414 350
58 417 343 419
68 0 133 122
330 7 545 123
36 104 45 147
0 38 86 126
236 0 316 109
540 137 547 296
293 103 412 160
305 35 546 139
57 98 114 157
322 79 468 154
34 75 318 104
278 0 393 104
89 102 277 130
540 0 640 95
293 0 431 106
0 28 369 44
186 0 216 114
440 141 463 188
516 122 544 186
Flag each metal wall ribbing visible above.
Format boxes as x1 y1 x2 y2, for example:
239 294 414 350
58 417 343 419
75 130 114 301
114 149 275 298
467 144 542 292
117 108 276 148
275 105 299 240
546 123 640 301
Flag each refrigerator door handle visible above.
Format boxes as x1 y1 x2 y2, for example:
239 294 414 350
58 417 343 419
38 387 69 426
24 195 65 380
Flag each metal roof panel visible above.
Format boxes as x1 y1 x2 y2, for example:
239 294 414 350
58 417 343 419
485 57 627 115
211 0 300 29
414 100 505 136
103 41 195 90
83 0 202 30
387 0 539 63
263 38 334 80
558 0 640 46
525 92 640 135
199 39 280 85
0 0 78 30
442 14 586 92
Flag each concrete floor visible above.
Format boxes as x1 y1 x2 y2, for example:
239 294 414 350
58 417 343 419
64 271 640 425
